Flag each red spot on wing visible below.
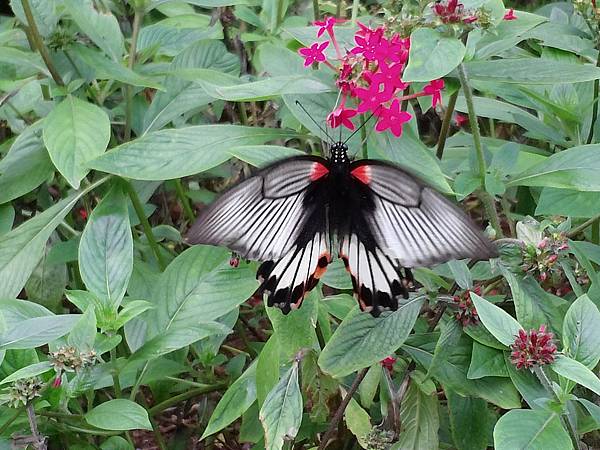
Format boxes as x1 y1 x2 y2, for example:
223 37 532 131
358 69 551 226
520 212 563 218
310 162 329 181
351 165 371 184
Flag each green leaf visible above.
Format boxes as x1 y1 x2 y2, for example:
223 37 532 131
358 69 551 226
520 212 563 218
149 246 258 337
259 362 302 450
64 0 124 61
114 300 154 330
470 293 522 347
202 362 257 439
464 58 600 84
229 145 304 167
67 306 97 351
89 125 290 180
0 314 81 350
10 0 60 37
99 436 133 450
0 177 108 299
0 361 52 384
535 188 600 217
392 382 439 450
551 355 600 396
468 341 509 379
79 183 133 309
403 28 465 82
85 399 152 431
344 397 371 448
25 242 68 311
504 353 547 409
447 389 491 450
43 95 110 188
508 144 600 191
447 260 472 289
319 297 423 378
257 333 280 407
562 295 600 369
493 410 571 450
0 121 54 204
0 298 52 322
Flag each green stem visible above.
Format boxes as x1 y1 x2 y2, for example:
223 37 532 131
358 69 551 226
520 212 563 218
457 64 503 238
567 214 600 238
586 43 600 145
22 0 64 86
312 0 320 20
174 179 195 222
109 343 122 398
351 0 359 23
360 115 368 159
593 221 599 245
436 91 458 160
124 180 167 271
129 362 150 401
148 383 227 416
336 0 343 18
124 8 143 141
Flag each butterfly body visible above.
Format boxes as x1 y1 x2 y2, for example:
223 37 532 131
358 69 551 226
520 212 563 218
186 143 497 317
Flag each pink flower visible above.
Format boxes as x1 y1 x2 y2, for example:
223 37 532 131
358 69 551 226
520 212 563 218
298 41 330 67
510 325 557 370
454 113 468 127
355 85 394 113
386 35 410 64
375 99 412 137
463 15 478 23
433 0 466 23
314 16 344 38
370 62 408 95
52 376 62 388
380 356 396 372
351 27 385 61
503 8 517 20
327 105 357 130
423 79 444 108
453 286 482 327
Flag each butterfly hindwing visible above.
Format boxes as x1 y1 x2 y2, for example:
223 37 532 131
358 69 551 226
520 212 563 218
185 156 330 261
349 160 498 268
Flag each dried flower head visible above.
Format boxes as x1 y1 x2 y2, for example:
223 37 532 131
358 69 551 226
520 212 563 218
510 325 557 369
453 286 481 327
365 428 395 450
49 346 97 375
0 377 44 408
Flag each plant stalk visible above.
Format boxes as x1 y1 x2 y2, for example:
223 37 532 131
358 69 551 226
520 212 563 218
148 383 227 415
457 64 503 238
124 8 144 141
586 44 600 145
436 91 458 160
26 403 47 450
567 214 600 238
109 343 122 398
174 179 195 222
351 0 359 23
124 180 167 270
313 0 320 20
21 0 64 86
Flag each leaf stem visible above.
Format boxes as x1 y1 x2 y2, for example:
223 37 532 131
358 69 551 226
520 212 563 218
21 0 64 86
567 214 600 238
109 341 122 398
457 64 503 238
313 0 320 20
317 367 368 450
174 179 195 222
586 42 600 145
124 180 167 271
124 7 144 141
436 91 458 160
148 383 227 416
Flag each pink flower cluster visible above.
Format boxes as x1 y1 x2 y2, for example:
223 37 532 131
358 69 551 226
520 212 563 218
510 325 557 370
433 0 477 23
452 285 482 327
298 18 445 137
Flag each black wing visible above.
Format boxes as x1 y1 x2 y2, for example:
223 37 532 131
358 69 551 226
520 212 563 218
186 156 329 261
185 156 332 311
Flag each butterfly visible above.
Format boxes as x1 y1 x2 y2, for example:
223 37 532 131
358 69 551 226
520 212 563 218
185 128 497 317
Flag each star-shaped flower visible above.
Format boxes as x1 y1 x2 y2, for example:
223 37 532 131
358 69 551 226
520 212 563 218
375 99 412 137
298 41 330 67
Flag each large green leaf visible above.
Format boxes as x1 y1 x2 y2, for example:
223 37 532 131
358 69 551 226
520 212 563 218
0 177 108 299
64 0 124 61
0 121 54 204
467 341 509 379
504 353 546 409
535 188 600 217
470 293 522 347
464 58 600 84
149 245 258 337
552 355 600 396
85 399 152 431
404 28 465 82
392 382 439 450
0 361 52 385
508 144 600 191
0 314 81 350
89 125 290 180
10 0 60 37
79 183 133 309
493 410 571 450
259 362 302 450
446 389 491 450
229 145 304 167
562 295 600 369
319 297 423 378
201 362 257 439
43 95 110 188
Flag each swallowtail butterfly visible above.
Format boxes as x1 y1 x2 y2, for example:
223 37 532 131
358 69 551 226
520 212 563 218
185 135 497 317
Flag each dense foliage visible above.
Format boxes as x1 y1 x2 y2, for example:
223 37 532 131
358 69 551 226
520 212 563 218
1 0 600 449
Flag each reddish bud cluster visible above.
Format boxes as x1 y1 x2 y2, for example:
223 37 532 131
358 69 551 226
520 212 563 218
432 0 477 23
510 325 557 369
452 286 481 327
380 356 396 372
229 253 240 268
522 233 570 286
298 19 445 137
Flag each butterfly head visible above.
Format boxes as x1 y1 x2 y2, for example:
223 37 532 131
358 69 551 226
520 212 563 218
329 142 349 164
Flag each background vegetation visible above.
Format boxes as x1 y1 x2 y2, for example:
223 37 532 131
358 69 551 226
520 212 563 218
1 0 600 449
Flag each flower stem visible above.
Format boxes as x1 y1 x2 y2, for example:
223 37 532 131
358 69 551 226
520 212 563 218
109 341 122 398
360 115 368 158
21 0 64 86
351 0 359 23
567 214 600 238
124 7 144 142
457 64 503 238
174 179 195 222
148 383 227 416
26 403 46 449
124 180 167 271
436 91 458 160
313 0 320 21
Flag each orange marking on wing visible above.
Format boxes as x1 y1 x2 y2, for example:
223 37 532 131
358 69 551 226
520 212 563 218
350 165 371 184
313 252 331 279
310 162 329 181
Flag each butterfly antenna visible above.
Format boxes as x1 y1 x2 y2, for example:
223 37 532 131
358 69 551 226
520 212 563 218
342 107 381 145
295 100 335 144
